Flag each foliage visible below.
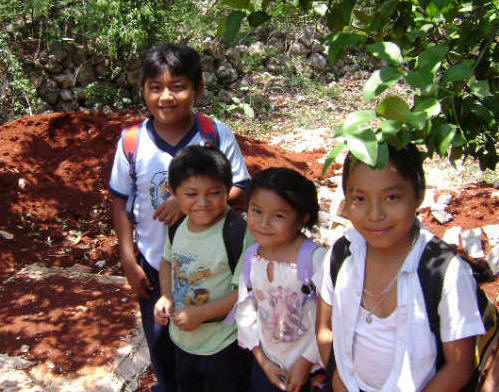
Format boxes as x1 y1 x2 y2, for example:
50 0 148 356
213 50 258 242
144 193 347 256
219 0 498 171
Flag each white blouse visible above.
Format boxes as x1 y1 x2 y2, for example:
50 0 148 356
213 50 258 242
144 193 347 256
235 246 326 371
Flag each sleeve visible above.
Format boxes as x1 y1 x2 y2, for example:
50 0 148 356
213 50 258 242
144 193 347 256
216 121 251 187
231 228 256 286
311 245 328 289
109 131 132 199
317 247 335 306
235 266 259 350
439 255 486 342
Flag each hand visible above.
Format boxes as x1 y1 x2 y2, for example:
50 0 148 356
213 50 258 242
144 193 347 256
153 198 184 226
123 262 153 299
154 295 174 326
287 357 312 392
260 357 289 391
172 305 204 331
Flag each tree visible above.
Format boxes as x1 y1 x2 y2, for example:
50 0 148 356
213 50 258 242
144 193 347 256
218 0 498 171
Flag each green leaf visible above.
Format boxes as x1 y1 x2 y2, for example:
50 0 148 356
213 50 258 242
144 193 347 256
241 103 255 118
434 123 457 156
363 67 403 100
322 141 346 174
223 11 246 43
468 78 491 98
325 32 365 65
375 142 389 168
386 129 412 149
247 11 270 27
406 69 434 90
414 97 441 117
441 61 473 85
416 45 448 73
346 128 378 166
381 120 403 136
376 96 410 122
367 42 403 66
221 0 251 9
340 110 377 135
371 0 397 31
452 132 466 147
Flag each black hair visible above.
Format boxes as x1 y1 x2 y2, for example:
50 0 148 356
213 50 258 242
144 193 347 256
168 145 232 192
342 143 426 201
139 43 202 89
247 167 319 229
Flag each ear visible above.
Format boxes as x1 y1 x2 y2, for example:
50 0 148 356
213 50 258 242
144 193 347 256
167 183 175 196
194 81 205 102
300 213 311 228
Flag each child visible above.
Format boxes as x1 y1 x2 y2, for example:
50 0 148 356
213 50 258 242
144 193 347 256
235 167 327 392
316 144 485 392
153 145 254 392
109 43 250 392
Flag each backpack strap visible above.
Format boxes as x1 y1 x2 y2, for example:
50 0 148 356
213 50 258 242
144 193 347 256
197 113 219 147
297 239 320 299
330 236 352 286
223 209 247 273
168 216 186 245
242 243 260 290
122 123 141 224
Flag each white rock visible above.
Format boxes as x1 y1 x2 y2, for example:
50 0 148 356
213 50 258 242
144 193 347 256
18 178 27 189
0 230 14 240
430 193 454 224
442 226 462 246
20 344 30 353
487 245 499 276
317 186 335 201
419 188 435 210
95 260 106 268
483 224 499 247
461 228 484 259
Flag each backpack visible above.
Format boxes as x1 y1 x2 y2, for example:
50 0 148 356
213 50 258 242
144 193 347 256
242 239 320 299
327 235 499 392
121 113 220 224
168 209 246 274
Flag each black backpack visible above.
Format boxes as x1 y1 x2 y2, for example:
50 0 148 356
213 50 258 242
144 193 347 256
327 235 499 392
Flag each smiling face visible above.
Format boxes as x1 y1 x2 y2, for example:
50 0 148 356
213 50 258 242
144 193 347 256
247 188 306 252
173 175 228 232
345 161 421 257
143 68 203 135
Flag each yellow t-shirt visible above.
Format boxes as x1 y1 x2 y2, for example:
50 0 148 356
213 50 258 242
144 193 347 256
164 211 255 355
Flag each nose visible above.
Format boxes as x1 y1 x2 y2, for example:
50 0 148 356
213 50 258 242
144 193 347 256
159 88 175 101
367 200 385 222
260 214 271 228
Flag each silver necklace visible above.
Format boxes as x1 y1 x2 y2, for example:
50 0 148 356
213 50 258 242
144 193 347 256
361 225 419 323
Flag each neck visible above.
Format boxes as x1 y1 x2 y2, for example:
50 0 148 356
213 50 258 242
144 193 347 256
258 234 304 263
153 113 195 144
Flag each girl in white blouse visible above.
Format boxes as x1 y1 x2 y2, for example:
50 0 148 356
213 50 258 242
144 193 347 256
235 168 327 392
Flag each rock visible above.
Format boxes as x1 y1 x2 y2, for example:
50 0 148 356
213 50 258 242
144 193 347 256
197 90 214 107
483 224 499 247
216 61 238 85
53 70 76 89
18 178 27 190
299 26 315 48
0 230 14 240
267 37 287 53
248 41 266 55
442 226 461 246
202 72 218 90
430 193 454 224
75 63 96 87
307 53 328 71
216 89 233 103
419 188 435 209
461 228 485 259
487 246 498 275
59 89 73 101
45 58 63 74
38 79 59 105
264 56 284 73
201 56 216 73
226 47 242 66
288 41 309 56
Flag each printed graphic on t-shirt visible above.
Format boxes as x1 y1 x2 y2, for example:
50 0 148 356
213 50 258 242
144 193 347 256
172 252 212 308
257 285 306 343
149 171 170 209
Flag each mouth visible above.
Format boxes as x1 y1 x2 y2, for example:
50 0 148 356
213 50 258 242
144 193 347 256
365 227 391 236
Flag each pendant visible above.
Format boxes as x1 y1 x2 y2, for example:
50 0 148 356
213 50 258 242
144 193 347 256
366 312 373 324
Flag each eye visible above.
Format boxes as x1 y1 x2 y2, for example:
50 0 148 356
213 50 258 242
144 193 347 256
184 192 196 197
172 83 185 91
386 194 400 201
249 206 261 214
275 213 286 219
351 195 364 203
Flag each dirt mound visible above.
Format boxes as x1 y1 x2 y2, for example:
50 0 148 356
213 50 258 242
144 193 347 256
0 112 340 282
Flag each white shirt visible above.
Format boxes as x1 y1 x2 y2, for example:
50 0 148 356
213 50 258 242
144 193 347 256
236 245 327 371
109 116 250 270
318 225 485 392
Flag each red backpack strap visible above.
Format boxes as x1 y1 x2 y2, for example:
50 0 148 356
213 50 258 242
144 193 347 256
196 113 219 147
122 124 141 163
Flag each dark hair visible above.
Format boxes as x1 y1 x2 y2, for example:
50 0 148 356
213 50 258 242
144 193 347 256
247 167 319 229
168 145 232 192
342 143 426 201
139 43 202 89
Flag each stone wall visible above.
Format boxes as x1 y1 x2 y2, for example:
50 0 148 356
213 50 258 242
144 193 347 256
21 26 329 114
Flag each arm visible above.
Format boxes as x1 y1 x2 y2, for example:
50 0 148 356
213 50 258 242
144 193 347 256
287 356 313 392
173 290 238 331
228 185 247 213
422 337 476 392
252 345 288 391
154 258 174 326
316 295 333 367
111 195 152 298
